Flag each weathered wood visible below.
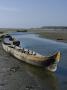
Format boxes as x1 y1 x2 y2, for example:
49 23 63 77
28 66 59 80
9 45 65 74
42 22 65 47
2 42 61 72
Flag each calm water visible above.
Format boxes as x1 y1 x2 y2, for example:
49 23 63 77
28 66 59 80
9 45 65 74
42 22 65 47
10 32 67 90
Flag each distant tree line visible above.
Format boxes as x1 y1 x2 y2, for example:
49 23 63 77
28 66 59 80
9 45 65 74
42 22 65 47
40 26 67 29
16 29 28 32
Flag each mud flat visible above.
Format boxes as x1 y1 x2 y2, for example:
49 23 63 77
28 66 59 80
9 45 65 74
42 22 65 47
28 29 67 43
0 28 67 43
0 41 58 90
0 30 67 90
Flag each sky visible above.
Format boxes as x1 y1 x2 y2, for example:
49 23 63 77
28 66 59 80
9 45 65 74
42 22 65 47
0 0 67 28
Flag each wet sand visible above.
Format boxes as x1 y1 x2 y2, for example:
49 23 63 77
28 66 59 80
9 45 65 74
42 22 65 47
0 29 67 43
0 30 67 90
0 41 59 90
30 30 67 43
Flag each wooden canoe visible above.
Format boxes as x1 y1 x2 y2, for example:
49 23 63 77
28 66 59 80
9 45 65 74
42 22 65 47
2 36 61 72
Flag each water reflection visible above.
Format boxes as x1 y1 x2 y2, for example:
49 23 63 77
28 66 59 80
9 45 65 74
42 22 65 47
11 32 67 69
24 64 59 90
11 32 67 90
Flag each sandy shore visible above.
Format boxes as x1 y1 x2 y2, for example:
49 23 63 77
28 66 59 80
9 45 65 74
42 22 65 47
0 29 67 90
0 30 66 90
0 29 67 43
0 41 57 90
28 30 67 43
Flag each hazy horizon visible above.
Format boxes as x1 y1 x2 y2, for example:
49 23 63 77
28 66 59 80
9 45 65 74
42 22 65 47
0 0 67 28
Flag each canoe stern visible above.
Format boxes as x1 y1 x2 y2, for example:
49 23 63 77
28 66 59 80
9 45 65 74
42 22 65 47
46 52 61 72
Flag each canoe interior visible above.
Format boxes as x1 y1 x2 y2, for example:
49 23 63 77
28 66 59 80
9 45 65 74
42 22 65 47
2 36 61 72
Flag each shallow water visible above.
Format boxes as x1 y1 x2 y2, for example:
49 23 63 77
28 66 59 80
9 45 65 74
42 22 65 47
0 32 67 90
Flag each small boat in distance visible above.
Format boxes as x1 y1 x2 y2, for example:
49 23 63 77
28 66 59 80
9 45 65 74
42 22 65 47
2 34 61 72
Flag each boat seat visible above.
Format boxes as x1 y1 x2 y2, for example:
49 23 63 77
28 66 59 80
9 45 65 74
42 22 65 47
9 45 15 48
13 41 20 46
18 49 23 52
9 37 14 41
33 53 36 55
3 42 11 45
4 34 12 38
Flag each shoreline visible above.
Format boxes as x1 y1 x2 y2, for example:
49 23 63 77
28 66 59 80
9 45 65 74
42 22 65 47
30 30 67 43
0 29 67 43
0 41 57 90
0 30 67 90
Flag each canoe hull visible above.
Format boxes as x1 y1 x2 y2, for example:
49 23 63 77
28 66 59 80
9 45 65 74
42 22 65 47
2 43 61 72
